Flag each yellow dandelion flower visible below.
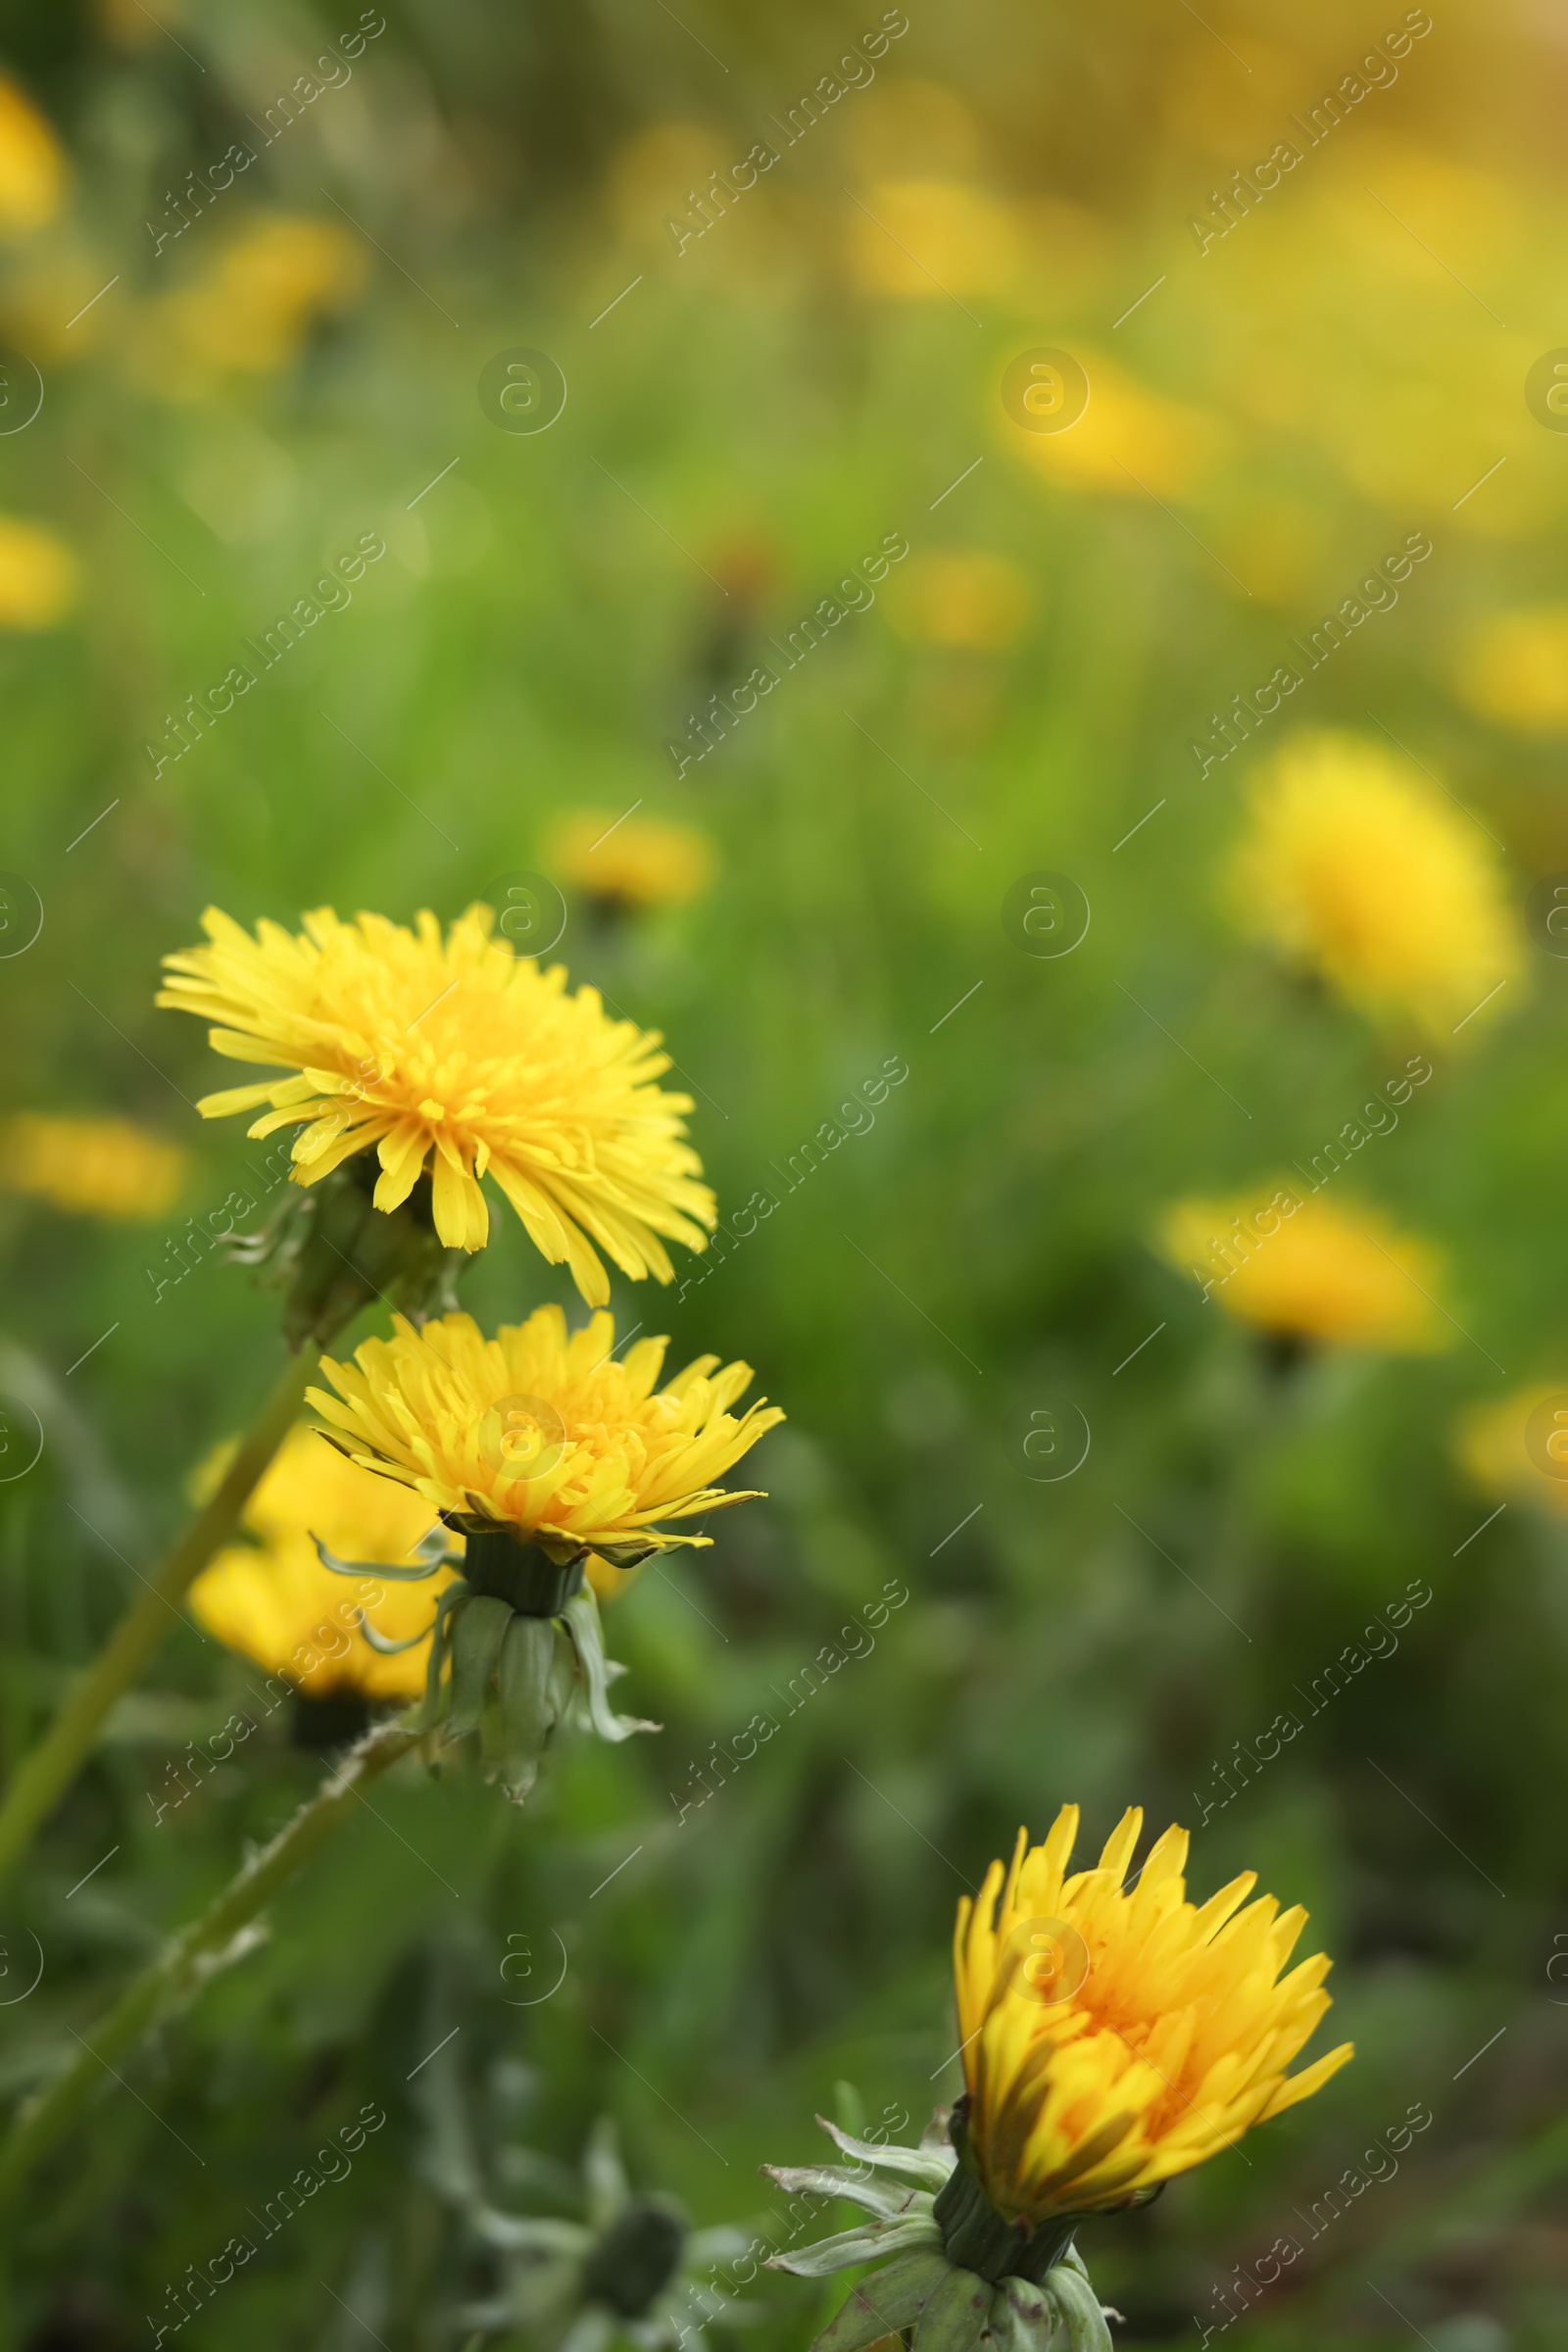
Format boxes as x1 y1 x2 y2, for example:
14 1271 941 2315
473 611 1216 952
0 77 65 236
954 1806 1352 2221
308 1304 782 1559
157 904 715 1299
189 1424 459 1702
0 1112 185 1220
847 179 1021 298
146 217 367 388
1458 1382 1568 1520
544 810 716 910
0 518 77 629
1005 352 1217 502
1226 732 1520 1039
888 552 1033 651
1158 1187 1449 1351
1457 607 1568 736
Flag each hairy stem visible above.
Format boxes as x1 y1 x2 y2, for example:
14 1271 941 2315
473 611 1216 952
0 1718 416 2207
0 1344 320 1892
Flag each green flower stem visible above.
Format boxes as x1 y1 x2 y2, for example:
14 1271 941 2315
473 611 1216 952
0 1717 416 2208
0 1343 320 1894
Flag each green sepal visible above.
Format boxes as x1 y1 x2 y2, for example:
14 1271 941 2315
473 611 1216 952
814 2116 955 2190
811 2250 951 2352
562 1589 660 1741
312 1526 454 1583
1041 2262 1115 2352
762 2162 929 2222
483 1614 565 1804
996 2274 1053 2352
766 2214 940 2278
910 2263 994 2352
446 1593 513 1740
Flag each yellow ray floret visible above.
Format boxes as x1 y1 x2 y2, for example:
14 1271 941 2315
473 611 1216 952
309 1305 783 1556
1226 732 1519 1040
157 904 715 1301
190 1424 460 1702
954 1806 1352 2220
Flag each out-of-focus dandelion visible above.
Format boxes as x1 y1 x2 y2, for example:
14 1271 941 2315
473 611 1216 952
1458 1382 1568 1520
451 2113 758 2351
189 1424 461 1706
142 217 366 389
888 552 1033 650
1158 1187 1451 1353
0 77 64 236
159 903 714 1295
767 1806 1349 2351
1005 352 1217 501
1457 607 1568 736
544 809 716 913
0 1112 184 1218
1225 731 1520 1038
846 179 1020 297
0 519 77 629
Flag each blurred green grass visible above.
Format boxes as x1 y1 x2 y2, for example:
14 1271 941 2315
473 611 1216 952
1 1 1567 2346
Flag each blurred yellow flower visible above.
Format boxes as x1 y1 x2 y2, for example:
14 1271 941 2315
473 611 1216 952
888 551 1032 650
0 1112 185 1219
1457 607 1568 736
189 1424 459 1702
146 217 367 388
544 809 715 909
1458 1383 1568 1520
311 1304 782 1560
0 76 64 235
159 904 714 1297
1226 732 1520 1038
1006 352 1217 502
0 519 77 629
847 178 1020 297
1158 1188 1450 1351
954 1806 1351 2219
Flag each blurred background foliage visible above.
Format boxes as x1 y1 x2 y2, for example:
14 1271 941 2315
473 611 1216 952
0 0 1567 2345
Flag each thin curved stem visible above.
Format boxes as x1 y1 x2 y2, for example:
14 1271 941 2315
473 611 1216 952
0 1344 320 1893
0 1718 416 2208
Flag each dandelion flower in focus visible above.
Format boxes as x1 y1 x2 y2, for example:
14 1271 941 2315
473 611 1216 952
158 904 714 1298
1226 732 1520 1038
310 1304 782 1564
1158 1187 1450 1352
1458 1382 1568 1520
1457 607 1568 736
0 1112 184 1219
954 1806 1352 2219
0 519 77 629
888 552 1033 651
544 809 715 912
0 77 64 235
766 1807 1349 2349
189 1425 459 1703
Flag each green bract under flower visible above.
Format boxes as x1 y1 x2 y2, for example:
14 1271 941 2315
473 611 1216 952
764 2114 1118 2352
315 1519 654 1804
